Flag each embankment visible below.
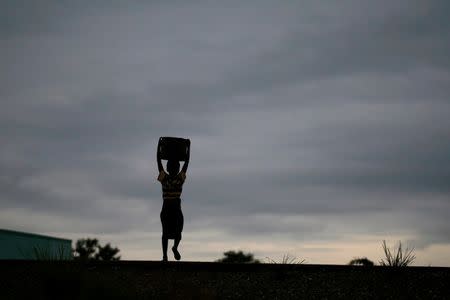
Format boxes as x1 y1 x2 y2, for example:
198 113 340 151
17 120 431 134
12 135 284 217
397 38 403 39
1 260 449 299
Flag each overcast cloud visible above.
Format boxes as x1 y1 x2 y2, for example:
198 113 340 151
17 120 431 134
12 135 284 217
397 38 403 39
1 0 449 265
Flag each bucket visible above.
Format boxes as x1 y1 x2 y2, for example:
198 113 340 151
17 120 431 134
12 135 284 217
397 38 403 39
158 137 189 161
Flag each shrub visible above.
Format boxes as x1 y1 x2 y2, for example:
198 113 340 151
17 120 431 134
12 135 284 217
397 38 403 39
348 257 374 266
72 238 121 261
216 250 260 263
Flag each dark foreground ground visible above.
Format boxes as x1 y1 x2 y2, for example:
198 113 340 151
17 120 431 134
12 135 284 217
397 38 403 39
1 260 449 299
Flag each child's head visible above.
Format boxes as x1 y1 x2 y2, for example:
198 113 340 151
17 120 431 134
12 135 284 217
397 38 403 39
166 160 180 176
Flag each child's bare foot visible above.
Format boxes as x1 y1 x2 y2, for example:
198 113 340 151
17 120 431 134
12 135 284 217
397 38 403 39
172 247 181 261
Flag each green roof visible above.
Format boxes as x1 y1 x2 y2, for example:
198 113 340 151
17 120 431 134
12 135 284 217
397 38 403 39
0 229 71 243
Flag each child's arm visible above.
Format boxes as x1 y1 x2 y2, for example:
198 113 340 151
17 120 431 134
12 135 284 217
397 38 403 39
181 139 190 173
157 139 164 173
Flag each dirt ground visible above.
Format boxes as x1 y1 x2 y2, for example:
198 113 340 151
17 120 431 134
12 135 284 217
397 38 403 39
1 260 449 299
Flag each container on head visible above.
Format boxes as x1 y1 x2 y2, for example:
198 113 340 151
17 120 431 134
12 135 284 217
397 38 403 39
158 137 190 161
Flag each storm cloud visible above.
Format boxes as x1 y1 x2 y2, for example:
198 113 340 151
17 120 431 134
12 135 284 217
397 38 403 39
1 0 449 265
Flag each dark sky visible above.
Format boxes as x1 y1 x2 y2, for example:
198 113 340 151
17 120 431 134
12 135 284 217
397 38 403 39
1 0 449 265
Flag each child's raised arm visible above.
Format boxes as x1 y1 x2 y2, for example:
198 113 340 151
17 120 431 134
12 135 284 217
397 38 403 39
157 138 164 173
181 139 190 173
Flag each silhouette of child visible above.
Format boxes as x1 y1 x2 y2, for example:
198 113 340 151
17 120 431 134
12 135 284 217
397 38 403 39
157 139 190 261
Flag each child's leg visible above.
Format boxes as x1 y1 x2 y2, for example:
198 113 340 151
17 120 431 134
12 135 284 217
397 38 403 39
172 238 181 260
173 238 180 250
162 237 168 261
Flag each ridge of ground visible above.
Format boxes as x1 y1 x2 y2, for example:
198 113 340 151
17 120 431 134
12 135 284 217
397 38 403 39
1 260 449 299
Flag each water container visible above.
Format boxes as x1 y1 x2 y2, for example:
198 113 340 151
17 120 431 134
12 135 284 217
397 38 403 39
158 137 190 161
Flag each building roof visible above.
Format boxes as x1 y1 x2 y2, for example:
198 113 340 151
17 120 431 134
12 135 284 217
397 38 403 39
0 229 71 243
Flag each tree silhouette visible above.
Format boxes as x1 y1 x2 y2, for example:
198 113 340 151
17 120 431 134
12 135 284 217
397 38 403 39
73 238 120 261
73 238 99 260
216 250 260 263
95 243 121 261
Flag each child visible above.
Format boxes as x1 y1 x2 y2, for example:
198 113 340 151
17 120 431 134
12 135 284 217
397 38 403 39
157 139 190 261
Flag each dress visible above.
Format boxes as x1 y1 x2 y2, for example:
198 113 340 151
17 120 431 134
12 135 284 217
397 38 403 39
157 170 186 240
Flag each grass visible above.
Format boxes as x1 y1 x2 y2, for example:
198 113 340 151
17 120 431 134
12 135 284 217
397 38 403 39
379 240 416 267
17 243 72 260
265 254 306 264
32 244 72 260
